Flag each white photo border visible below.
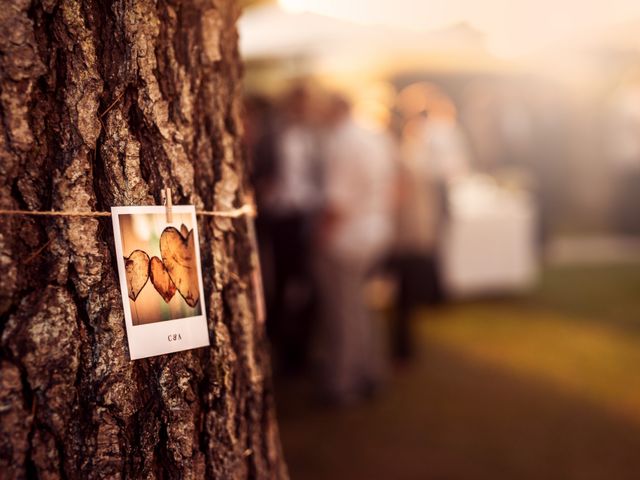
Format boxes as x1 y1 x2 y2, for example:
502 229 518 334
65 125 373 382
111 205 210 360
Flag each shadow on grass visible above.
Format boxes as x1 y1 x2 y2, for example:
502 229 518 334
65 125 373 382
276 341 640 480
276 262 640 479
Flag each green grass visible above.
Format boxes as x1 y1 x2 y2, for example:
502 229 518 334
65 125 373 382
423 261 640 423
423 302 640 420
530 262 640 329
276 261 640 480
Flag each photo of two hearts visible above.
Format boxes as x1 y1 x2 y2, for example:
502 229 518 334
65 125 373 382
124 224 200 309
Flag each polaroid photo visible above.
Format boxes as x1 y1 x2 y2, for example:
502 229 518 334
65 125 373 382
111 205 209 359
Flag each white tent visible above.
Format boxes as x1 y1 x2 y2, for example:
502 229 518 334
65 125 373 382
239 4 510 77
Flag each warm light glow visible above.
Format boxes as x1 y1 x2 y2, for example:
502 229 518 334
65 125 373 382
279 0 306 14
277 0 640 58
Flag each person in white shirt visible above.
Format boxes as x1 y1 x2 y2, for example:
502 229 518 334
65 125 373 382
313 94 395 404
392 86 470 360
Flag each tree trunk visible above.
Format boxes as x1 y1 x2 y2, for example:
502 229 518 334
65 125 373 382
0 0 287 478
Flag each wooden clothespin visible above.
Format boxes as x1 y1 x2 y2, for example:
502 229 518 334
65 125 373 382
164 187 173 223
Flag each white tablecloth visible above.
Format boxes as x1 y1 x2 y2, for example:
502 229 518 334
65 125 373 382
441 176 538 297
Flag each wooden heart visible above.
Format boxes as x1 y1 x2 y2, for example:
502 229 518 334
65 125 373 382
160 226 200 308
150 256 177 303
124 249 150 301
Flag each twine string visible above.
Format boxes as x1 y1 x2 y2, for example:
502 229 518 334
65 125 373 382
0 204 256 219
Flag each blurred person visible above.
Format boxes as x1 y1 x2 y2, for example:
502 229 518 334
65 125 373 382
391 84 470 360
313 94 395 404
398 84 470 182
260 85 324 373
460 82 503 172
604 79 640 233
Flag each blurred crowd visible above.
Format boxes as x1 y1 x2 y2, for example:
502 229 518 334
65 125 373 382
243 82 476 405
242 76 640 406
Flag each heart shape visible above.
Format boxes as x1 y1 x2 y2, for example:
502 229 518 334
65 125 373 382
150 256 177 303
160 226 200 308
124 249 150 301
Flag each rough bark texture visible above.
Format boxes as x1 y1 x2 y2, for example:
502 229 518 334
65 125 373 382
0 0 288 478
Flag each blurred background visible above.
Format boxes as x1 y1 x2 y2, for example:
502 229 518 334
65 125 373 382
238 1 640 478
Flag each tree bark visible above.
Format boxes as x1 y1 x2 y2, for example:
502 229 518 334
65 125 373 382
0 0 287 478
